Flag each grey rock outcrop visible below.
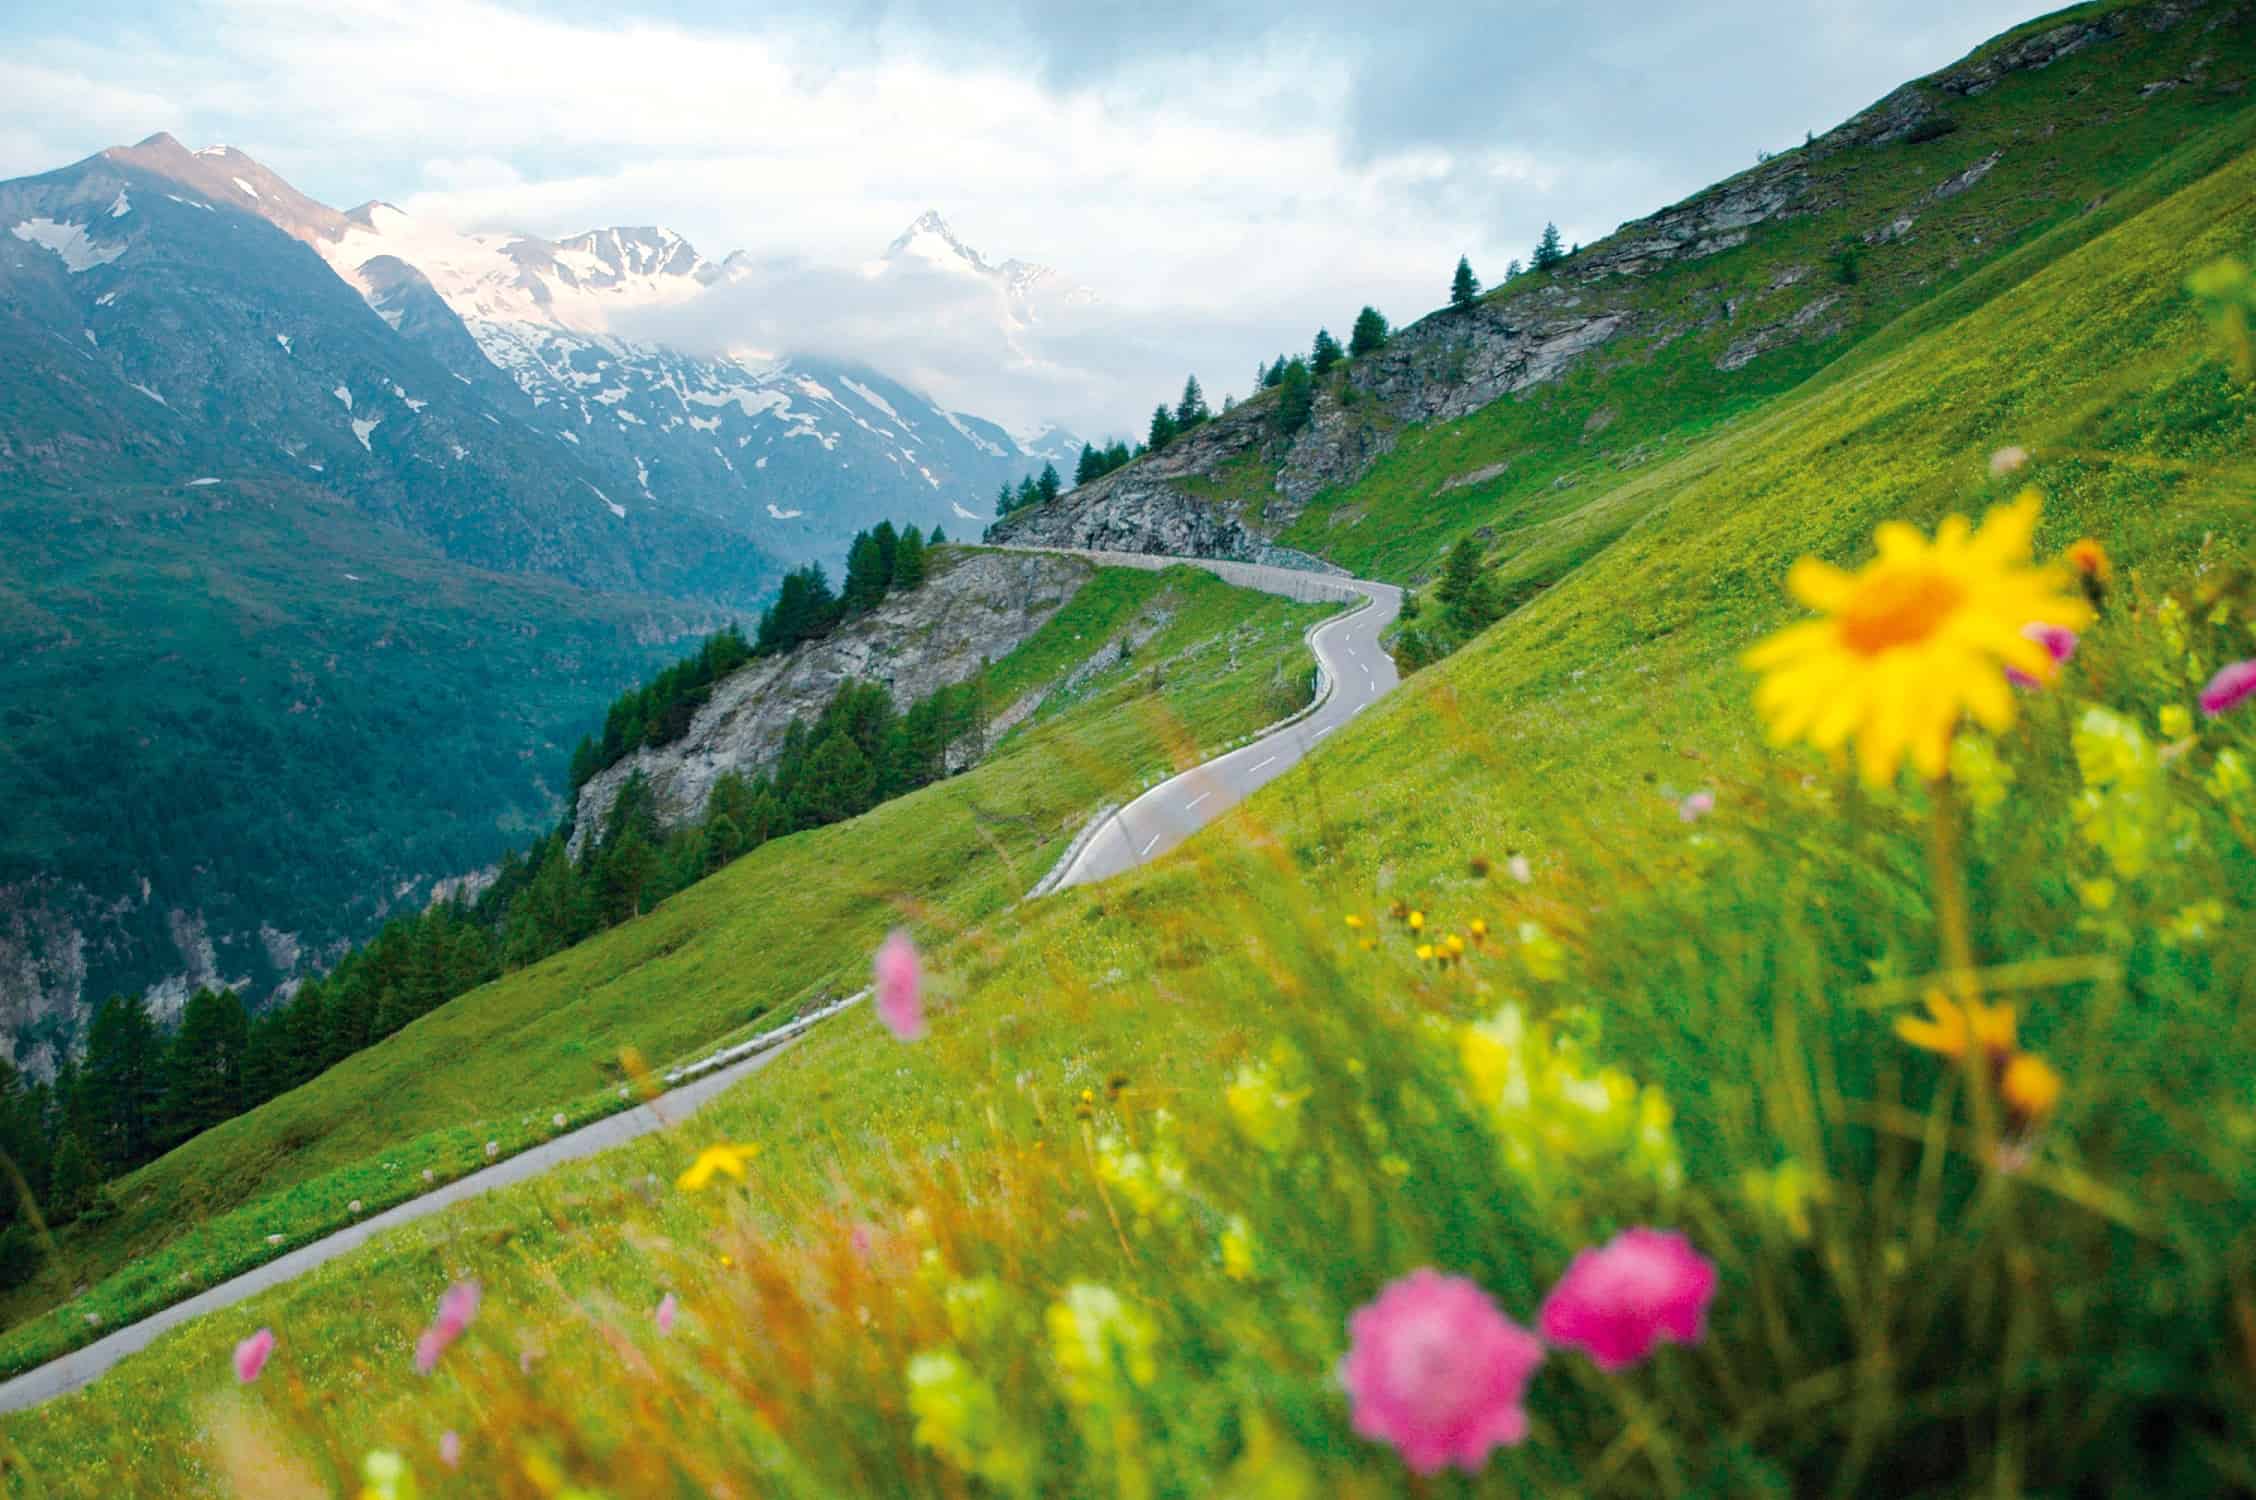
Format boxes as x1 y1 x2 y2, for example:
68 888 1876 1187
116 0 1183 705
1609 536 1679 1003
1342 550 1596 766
571 550 1093 850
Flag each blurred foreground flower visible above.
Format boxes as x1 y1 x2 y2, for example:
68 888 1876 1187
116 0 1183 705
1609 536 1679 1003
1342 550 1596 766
359 1450 417 1500
1538 1228 1717 1371
908 1349 1035 1493
2200 660 2256 717
232 1327 275 1384
676 1142 761 1192
1895 989 2016 1064
655 1292 678 1334
875 928 926 1040
1340 1268 1543 1475
413 1281 480 1376
2005 623 2078 689
1745 494 2089 783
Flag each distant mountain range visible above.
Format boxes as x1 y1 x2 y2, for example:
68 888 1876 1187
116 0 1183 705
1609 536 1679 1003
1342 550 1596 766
0 131 1090 1060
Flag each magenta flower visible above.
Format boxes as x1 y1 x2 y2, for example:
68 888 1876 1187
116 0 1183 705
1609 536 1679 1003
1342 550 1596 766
2201 659 2256 717
438 1431 462 1469
1339 1269 1544 1475
414 1280 481 1374
874 928 925 1041
2004 623 2078 689
1677 790 1715 823
233 1327 276 1384
1538 1228 1717 1371
655 1292 678 1334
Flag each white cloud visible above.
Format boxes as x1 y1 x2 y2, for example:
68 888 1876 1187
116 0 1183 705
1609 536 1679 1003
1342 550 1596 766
0 0 2046 435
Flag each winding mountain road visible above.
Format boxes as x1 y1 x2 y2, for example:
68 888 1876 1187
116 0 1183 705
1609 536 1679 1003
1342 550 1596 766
0 547 1402 1415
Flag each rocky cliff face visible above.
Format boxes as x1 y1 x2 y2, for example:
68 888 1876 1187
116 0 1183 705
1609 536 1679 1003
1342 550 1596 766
991 0 2213 568
571 549 1094 848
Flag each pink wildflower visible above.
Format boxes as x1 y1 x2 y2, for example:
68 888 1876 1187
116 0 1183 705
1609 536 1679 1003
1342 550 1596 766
2200 659 2256 717
413 1280 481 1375
232 1327 276 1384
2004 623 2078 689
1538 1228 1717 1371
850 1223 875 1260
1678 790 1715 823
655 1293 678 1334
874 929 925 1041
438 1431 462 1469
1339 1269 1544 1475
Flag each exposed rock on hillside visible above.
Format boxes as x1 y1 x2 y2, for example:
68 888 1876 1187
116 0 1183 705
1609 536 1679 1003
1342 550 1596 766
571 550 1093 848
990 1 2189 570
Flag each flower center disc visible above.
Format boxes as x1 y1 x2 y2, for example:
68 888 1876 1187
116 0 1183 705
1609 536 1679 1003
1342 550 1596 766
1837 567 1961 656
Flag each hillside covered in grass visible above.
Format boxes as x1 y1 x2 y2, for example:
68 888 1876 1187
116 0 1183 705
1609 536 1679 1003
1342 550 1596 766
0 563 1332 1381
10 2 2256 1495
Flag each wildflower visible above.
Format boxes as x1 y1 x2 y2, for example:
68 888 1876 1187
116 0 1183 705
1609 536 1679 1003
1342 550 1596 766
1515 921 1565 981
2210 748 2253 801
907 1349 1034 1491
348 1199 362 1215
2159 704 2193 741
1894 989 2016 1064
1047 1283 1159 1405
1506 854 1533 884
1414 943 1435 962
2003 622 2078 689
484 1140 499 1160
413 1281 480 1376
1220 1216 1258 1282
359 1450 417 1500
438 1432 461 1470
1458 1005 1683 1211
2065 537 2111 583
1745 494 2090 784
232 1327 276 1384
655 1293 678 1334
676 1142 761 1192
875 928 926 1041
1678 789 1716 822
1469 918 1489 942
2001 1053 2063 1128
1339 1269 1543 1475
1225 1056 1308 1153
1343 913 1364 930
2200 660 2256 717
1445 934 1467 956
1988 445 2029 477
1740 1159 1828 1242
850 1223 875 1260
1407 910 1426 932
551 1112 567 1129
1538 1228 1717 1371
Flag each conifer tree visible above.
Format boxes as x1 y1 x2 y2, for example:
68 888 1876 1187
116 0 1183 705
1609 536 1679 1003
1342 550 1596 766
163 986 248 1144
1532 222 1566 271
929 525 947 545
842 530 889 616
1175 376 1209 428
892 525 927 590
82 993 164 1169
995 480 1016 516
1074 443 1100 485
1349 306 1390 358
791 729 878 828
1311 328 1345 375
872 520 901 584
1262 356 1287 389
1036 462 1062 505
46 1133 97 1223
1451 255 1480 308
1147 404 1178 452
1505 258 1524 281
1435 535 1503 631
1273 357 1315 436
1104 439 1131 472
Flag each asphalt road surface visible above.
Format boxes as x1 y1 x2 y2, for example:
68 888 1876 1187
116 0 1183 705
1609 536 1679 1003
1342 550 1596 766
0 549 1400 1414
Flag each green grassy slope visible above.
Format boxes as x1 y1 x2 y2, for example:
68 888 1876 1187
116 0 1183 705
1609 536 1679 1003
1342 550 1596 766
0 564 1332 1378
7 54 2255 1495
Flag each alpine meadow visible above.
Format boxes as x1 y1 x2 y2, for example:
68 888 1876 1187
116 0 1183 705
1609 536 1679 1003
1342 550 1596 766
4 1 2256 1496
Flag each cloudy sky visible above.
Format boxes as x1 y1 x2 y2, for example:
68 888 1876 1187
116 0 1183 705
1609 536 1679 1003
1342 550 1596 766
3 0 2042 436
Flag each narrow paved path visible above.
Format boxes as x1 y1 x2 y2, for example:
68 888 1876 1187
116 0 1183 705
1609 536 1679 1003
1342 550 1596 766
0 548 1401 1415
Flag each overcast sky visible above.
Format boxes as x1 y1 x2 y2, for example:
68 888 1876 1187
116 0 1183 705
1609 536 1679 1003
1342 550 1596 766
2 0 2044 436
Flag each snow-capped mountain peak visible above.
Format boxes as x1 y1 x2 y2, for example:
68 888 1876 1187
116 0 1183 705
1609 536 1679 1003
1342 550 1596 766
882 209 992 277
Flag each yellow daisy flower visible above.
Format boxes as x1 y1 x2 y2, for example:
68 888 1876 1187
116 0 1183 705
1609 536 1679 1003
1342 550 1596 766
1894 989 2016 1062
1745 494 2090 784
677 1142 762 1192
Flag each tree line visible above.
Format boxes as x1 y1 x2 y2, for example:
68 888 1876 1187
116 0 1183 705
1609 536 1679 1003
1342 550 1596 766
993 464 1062 518
569 520 943 795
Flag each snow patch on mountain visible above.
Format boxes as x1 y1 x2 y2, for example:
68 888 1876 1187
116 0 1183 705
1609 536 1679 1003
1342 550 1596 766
10 218 125 273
